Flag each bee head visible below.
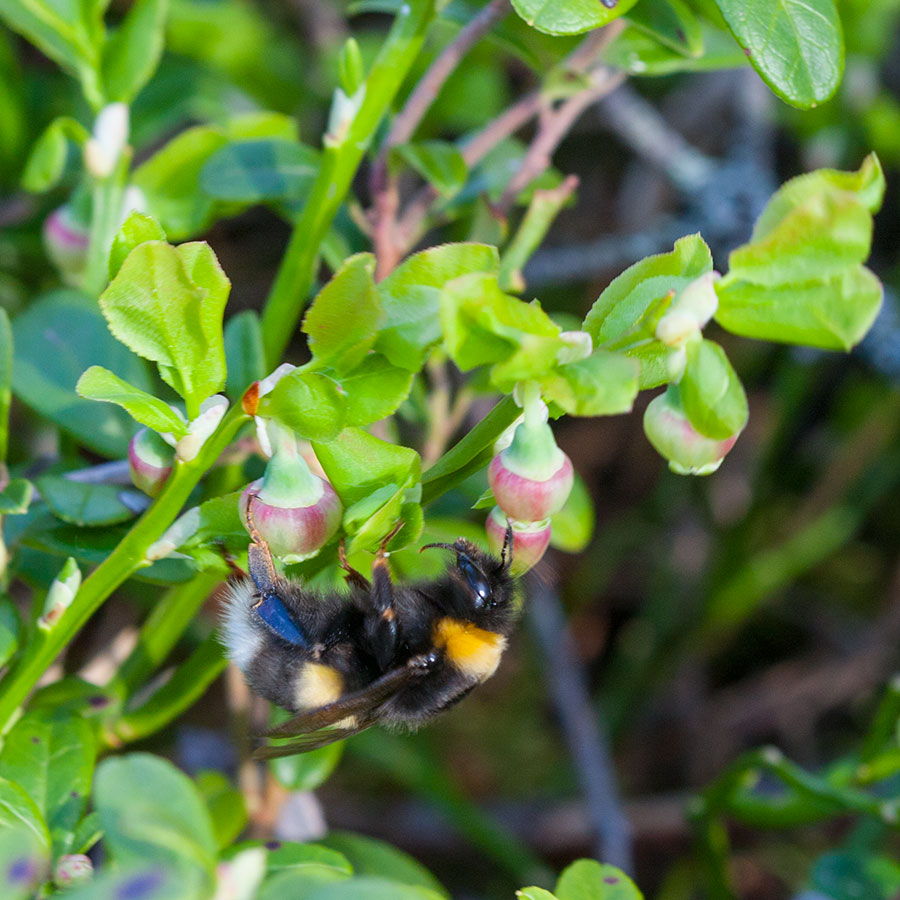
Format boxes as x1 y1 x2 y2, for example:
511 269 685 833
421 530 516 629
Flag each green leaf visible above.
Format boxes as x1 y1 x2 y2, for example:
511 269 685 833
257 370 346 441
109 211 167 281
337 354 414 427
715 266 883 351
260 841 353 877
99 241 228 412
76 366 187 436
0 599 20 668
94 753 217 888
555 860 643 900
0 710 95 855
12 290 154 457
301 875 446 900
538 350 639 416
727 189 872 287
61 865 205 900
0 776 50 852
270 742 344 792
0 824 47 899
583 234 713 344
714 0 843 108
21 117 87 192
224 310 266 399
0 479 32 515
511 0 639 35
194 771 246 851
312 428 420 509
626 0 704 56
391 141 467 197
101 0 167 102
626 340 670 390
550 473 594 553
678 339 748 439
303 254 382 373
318 832 448 897
70 810 102 854
375 243 500 372
517 889 558 900
0 0 102 100
36 475 138 527
257 868 350 900
0 307 10 461
133 126 228 239
200 138 319 202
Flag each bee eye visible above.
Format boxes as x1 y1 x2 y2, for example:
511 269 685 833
457 555 492 607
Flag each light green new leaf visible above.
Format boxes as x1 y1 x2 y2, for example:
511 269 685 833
0 479 32 515
678 339 748 440
257 370 346 441
21 117 88 192
511 0 639 35
714 0 843 108
313 428 420 509
727 188 872 287
109 211 167 280
337 354 414 427
194 771 246 851
538 350 639 416
583 234 712 344
715 266 883 351
0 710 95 855
102 0 167 102
0 308 11 461
391 141 467 197
99 241 228 411
36 475 138 526
13 290 154 457
200 138 319 202
77 366 187 436
375 243 499 372
94 753 217 887
626 0 704 56
556 860 643 899
518 890 558 900
303 254 382 373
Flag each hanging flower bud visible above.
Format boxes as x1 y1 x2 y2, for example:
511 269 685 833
38 557 81 631
43 205 90 284
486 507 551 575
488 394 573 522
54 854 93 888
240 425 342 563
128 428 175 497
644 386 739 476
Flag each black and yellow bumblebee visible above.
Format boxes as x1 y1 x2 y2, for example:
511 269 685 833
221 521 517 758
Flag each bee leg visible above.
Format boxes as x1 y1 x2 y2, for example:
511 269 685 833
366 523 404 670
338 538 371 591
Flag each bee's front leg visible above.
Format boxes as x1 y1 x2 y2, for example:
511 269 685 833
365 524 404 669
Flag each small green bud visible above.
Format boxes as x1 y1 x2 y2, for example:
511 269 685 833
129 427 175 497
338 37 365 96
38 557 81 630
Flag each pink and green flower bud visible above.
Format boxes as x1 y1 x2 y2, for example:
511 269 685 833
644 386 739 476
54 854 93 888
43 205 89 284
486 507 551 575
128 427 175 497
240 427 342 562
488 415 573 522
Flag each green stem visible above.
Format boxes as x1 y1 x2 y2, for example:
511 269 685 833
260 0 435 366
421 395 519 505
0 405 249 733
110 572 222 696
82 155 128 296
107 633 226 746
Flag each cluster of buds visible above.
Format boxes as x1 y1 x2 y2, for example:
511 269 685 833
239 369 342 562
485 386 573 574
646 272 741 475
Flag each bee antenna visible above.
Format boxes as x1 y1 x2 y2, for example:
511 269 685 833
419 542 456 555
501 523 514 571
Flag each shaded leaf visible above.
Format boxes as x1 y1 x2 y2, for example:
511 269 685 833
511 0 639 36
36 475 137 527
102 0 167 102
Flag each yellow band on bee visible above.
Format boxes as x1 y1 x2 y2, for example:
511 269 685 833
294 662 344 709
433 617 506 682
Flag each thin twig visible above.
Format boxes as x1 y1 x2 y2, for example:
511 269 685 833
369 0 511 279
525 568 634 872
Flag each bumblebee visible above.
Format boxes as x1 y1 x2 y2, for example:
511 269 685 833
221 521 517 758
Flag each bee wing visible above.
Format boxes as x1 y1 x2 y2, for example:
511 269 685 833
254 715 378 759
264 661 419 738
